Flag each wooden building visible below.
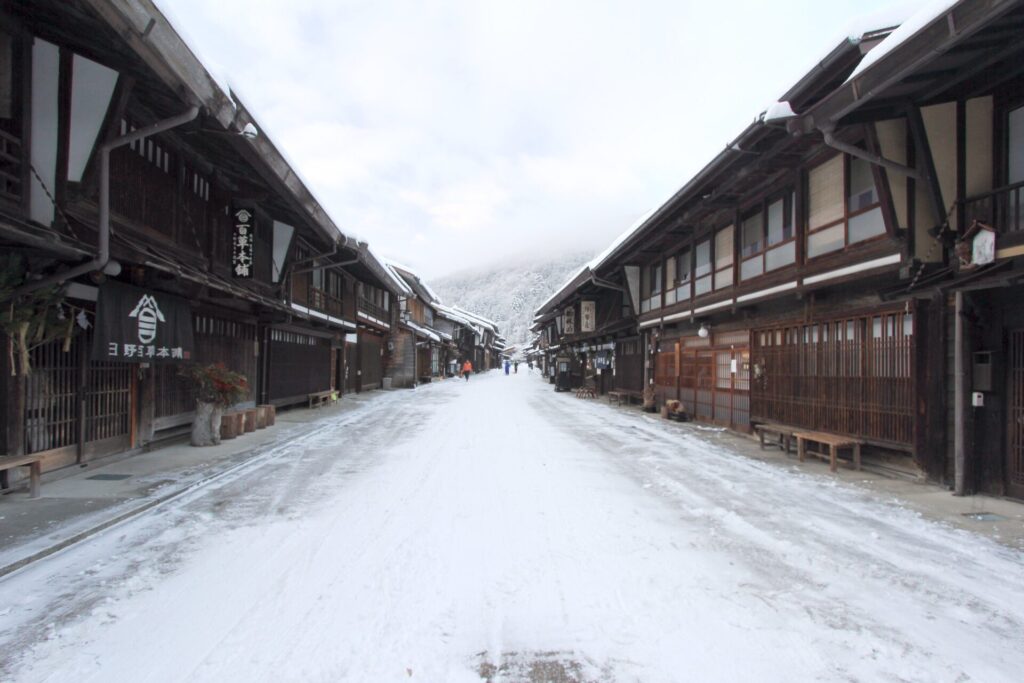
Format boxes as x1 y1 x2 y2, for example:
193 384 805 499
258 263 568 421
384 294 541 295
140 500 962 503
532 220 650 397
782 0 1024 497
448 306 502 372
380 262 444 387
0 0 400 478
531 269 637 396
563 0 1024 497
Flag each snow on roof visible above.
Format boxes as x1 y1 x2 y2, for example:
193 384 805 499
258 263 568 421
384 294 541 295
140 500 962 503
451 305 498 333
434 303 480 331
378 257 415 296
151 0 234 104
404 320 440 343
762 100 796 123
421 281 442 305
589 205 660 272
840 0 923 43
151 1 362 246
534 202 662 317
576 6 922 290
383 258 445 304
846 0 960 82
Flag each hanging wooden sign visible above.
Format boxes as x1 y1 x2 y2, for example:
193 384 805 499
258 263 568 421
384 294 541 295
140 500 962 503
581 300 596 333
92 281 195 362
232 207 255 279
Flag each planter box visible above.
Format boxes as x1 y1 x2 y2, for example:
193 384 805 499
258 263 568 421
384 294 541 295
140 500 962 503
243 408 258 433
258 404 276 427
220 412 244 440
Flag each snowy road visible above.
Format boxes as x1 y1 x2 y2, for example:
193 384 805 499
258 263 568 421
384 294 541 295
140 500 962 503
2 371 1024 682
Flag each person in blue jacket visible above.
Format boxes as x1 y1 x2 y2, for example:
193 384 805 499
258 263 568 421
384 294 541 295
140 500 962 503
504 359 510 375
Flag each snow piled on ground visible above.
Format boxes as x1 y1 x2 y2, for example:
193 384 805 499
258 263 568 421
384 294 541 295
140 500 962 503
1 372 1023 682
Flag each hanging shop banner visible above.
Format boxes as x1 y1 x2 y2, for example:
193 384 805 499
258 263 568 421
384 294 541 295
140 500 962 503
581 300 596 333
232 207 255 279
563 306 575 335
92 281 195 362
594 350 612 370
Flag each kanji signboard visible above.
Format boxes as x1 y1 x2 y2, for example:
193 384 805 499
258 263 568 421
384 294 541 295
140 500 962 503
581 300 595 333
92 282 195 363
232 207 255 279
563 306 575 335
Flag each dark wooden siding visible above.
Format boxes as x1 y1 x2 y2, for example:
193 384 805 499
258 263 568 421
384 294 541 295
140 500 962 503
360 331 384 390
751 308 914 447
267 329 331 405
614 338 643 393
153 313 257 425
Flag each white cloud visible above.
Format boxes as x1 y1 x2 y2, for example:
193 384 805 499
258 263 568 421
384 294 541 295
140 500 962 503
164 0 911 279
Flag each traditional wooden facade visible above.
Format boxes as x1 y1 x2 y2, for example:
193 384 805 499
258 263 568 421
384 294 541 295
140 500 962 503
0 0 400 480
567 0 1024 497
784 0 1024 497
532 261 642 396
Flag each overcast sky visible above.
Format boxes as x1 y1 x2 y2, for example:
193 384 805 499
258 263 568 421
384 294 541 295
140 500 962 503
163 0 918 280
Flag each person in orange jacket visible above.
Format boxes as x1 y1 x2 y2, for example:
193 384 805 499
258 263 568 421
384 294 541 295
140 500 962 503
462 359 473 381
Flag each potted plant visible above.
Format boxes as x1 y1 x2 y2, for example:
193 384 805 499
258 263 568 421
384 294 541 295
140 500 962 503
180 363 249 447
642 385 657 413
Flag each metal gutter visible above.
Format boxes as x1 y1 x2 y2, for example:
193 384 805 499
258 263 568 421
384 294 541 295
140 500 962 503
822 131 920 179
792 0 1017 133
11 107 199 300
594 120 764 270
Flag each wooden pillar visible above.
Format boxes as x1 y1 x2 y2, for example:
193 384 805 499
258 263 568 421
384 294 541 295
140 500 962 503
137 365 155 445
2 343 26 457
918 294 948 483
954 291 967 495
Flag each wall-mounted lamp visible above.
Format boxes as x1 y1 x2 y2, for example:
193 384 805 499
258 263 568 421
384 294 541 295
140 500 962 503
698 322 710 339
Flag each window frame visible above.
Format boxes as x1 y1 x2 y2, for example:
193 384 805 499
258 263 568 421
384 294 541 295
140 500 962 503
713 224 734 291
739 190 796 281
805 153 888 260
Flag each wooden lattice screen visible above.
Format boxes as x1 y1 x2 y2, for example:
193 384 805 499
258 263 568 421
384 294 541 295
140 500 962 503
154 314 257 421
751 309 914 447
614 339 643 392
25 333 131 455
1009 330 1024 496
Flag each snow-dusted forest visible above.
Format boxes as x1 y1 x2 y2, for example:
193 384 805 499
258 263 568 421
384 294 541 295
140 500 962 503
432 251 591 348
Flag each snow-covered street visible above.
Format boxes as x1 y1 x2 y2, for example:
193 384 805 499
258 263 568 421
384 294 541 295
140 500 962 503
2 371 1023 682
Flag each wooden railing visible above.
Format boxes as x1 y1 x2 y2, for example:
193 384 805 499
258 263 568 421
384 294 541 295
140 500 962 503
308 287 343 318
962 180 1024 236
0 128 23 206
358 297 387 321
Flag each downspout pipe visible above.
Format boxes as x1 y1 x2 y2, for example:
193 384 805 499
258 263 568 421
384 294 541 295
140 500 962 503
11 106 200 300
588 274 625 291
821 131 920 179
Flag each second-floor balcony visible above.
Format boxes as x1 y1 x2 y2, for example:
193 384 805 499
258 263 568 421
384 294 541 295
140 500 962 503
963 180 1024 239
293 285 343 318
358 297 388 322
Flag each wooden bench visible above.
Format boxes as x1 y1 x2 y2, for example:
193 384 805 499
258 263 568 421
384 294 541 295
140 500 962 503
794 430 863 473
308 390 335 409
754 423 795 454
607 390 640 406
0 455 44 498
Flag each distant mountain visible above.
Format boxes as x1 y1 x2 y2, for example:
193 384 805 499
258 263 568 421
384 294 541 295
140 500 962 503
432 251 591 350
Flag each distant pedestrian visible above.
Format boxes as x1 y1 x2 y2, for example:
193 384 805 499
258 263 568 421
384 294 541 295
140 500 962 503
462 359 473 381
504 360 510 375
514 361 519 374
528 361 533 372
